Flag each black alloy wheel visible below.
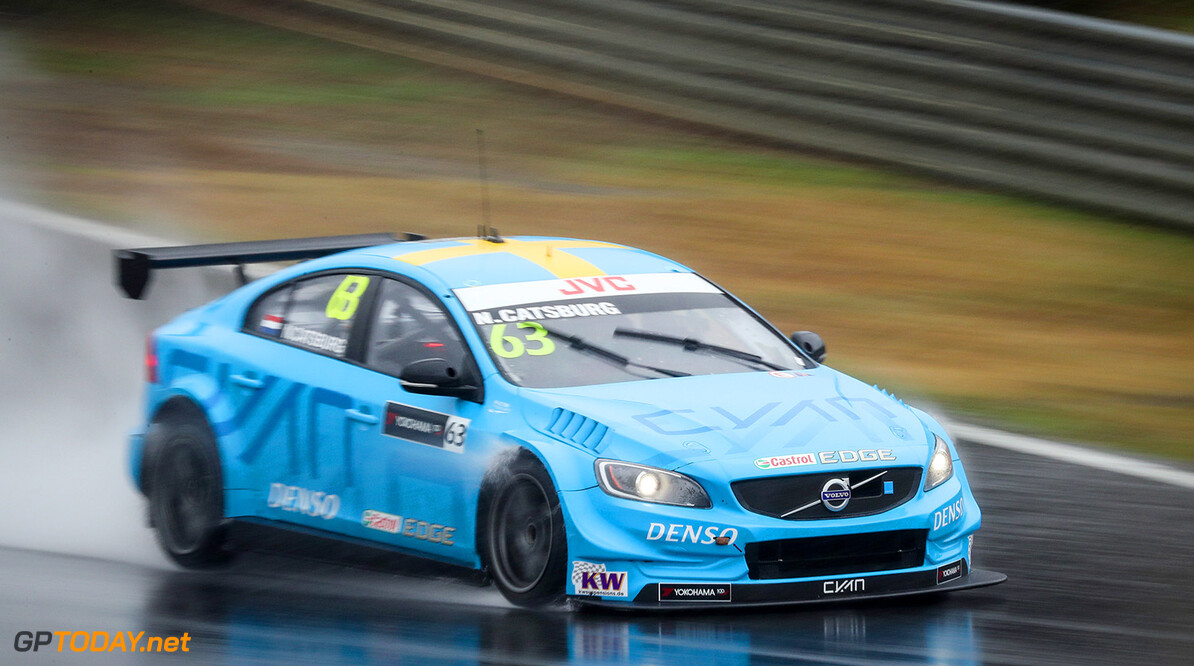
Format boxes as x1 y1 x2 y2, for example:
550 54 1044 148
150 421 230 568
486 457 567 606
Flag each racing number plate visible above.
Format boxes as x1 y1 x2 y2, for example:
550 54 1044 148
384 402 469 453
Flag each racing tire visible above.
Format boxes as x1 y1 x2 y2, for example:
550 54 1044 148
149 420 231 568
484 456 568 607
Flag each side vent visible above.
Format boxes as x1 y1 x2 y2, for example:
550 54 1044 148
543 408 610 452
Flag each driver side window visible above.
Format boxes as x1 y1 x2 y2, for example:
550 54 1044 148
365 279 469 378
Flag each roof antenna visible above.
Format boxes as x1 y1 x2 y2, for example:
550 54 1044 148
476 129 503 244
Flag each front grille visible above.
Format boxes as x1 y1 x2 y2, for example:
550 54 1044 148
732 467 922 520
745 529 927 580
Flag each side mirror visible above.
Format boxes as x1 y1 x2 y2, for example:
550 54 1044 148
399 358 483 402
789 331 826 363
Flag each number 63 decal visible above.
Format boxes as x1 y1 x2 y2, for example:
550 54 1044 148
442 417 469 452
489 322 556 358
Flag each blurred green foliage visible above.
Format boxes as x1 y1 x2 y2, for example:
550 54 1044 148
1010 0 1194 31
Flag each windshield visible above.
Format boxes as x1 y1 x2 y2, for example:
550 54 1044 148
454 273 810 388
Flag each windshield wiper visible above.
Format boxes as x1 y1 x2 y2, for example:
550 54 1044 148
540 326 690 378
612 327 788 371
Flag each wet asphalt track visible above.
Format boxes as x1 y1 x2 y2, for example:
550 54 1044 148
2 203 1193 664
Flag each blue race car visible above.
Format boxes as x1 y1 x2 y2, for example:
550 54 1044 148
117 231 1004 607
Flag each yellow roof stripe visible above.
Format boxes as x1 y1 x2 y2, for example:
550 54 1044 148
394 239 619 278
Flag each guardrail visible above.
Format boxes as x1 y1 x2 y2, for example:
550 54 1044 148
200 0 1194 229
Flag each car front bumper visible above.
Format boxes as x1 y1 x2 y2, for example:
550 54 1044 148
559 474 1003 606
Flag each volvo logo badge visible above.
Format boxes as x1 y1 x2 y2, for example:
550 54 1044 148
820 477 851 512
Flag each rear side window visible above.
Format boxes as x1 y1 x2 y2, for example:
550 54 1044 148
247 284 293 337
245 274 375 358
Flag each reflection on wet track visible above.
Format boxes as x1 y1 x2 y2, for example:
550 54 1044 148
2 547 987 664
143 559 981 664
1 206 1193 664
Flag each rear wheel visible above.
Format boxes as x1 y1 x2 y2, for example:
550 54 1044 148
149 420 230 568
485 457 567 606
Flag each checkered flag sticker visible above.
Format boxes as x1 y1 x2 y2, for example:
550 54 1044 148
571 561 606 588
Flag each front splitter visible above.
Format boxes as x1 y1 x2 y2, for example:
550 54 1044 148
574 562 1006 610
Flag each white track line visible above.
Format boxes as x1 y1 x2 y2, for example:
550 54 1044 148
6 199 1193 490
950 421 1194 490
0 198 275 279
0 198 169 247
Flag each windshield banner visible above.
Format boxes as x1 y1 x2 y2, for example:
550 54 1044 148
453 273 720 311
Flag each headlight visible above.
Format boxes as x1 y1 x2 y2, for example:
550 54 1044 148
923 434 955 491
595 460 712 508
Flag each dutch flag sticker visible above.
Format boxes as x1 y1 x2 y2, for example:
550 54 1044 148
260 314 284 336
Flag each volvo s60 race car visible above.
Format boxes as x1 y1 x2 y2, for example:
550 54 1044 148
116 231 1005 608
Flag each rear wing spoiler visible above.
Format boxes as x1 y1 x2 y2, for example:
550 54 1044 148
114 232 425 299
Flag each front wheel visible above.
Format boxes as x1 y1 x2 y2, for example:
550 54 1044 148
485 457 567 606
149 420 230 568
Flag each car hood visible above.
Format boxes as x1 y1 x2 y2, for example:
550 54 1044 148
517 368 934 480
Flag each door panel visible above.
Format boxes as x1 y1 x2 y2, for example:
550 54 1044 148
348 278 487 566
223 273 379 534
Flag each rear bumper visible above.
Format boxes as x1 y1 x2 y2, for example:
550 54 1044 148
577 562 1006 609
